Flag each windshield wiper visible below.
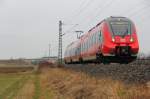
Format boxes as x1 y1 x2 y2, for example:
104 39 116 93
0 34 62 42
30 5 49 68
122 29 128 37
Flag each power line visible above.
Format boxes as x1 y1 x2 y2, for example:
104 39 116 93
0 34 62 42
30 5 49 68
131 10 150 25
65 0 114 32
119 0 146 16
84 0 115 29
69 0 115 32
129 4 150 18
74 0 94 16
75 0 106 25
63 24 79 36
64 0 87 22
132 7 150 19
113 0 150 25
65 0 94 24
73 0 92 16
95 0 115 17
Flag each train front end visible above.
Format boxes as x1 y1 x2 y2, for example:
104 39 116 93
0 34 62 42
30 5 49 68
102 17 139 63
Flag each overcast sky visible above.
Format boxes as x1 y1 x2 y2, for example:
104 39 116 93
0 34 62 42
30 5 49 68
0 0 149 59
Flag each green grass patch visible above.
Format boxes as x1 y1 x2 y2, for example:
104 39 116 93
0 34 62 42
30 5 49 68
0 74 22 94
0 74 29 99
42 88 55 99
117 87 127 98
33 74 41 99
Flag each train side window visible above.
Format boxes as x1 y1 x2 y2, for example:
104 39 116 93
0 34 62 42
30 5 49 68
94 33 96 44
87 39 88 49
97 32 99 43
83 43 84 51
87 40 88 50
93 34 94 44
86 41 88 51
88 40 89 49
84 42 86 51
88 38 91 48
99 31 101 43
95 32 98 43
73 48 74 56
91 35 92 44
72 49 73 56
70 49 71 56
82 43 84 52
94 33 96 43
84 42 85 51
82 44 83 52
81 44 82 52
85 42 86 51
86 40 88 50
93 33 95 44
81 44 83 52
100 31 101 37
83 43 84 52
87 39 89 49
71 49 73 56
92 34 94 45
94 34 95 44
71 49 72 56
89 37 90 48
90 36 92 46
84 43 85 51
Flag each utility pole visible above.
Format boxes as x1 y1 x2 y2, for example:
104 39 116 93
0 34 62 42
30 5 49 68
58 20 63 65
58 21 79 66
49 44 51 59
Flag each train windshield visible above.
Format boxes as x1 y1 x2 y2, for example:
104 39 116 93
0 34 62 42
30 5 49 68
110 21 131 36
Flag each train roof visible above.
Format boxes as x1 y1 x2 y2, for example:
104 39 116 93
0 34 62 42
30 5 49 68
66 16 131 49
66 40 80 49
85 16 131 37
106 16 131 22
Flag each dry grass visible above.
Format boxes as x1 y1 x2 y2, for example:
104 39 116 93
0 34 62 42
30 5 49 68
39 67 150 99
0 74 29 99
0 61 36 73
0 61 150 99
14 78 34 99
0 61 36 99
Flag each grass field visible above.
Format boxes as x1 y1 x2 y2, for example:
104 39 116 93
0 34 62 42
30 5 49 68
0 74 29 99
0 60 38 99
0 61 150 99
0 71 55 99
0 73 42 99
0 68 150 99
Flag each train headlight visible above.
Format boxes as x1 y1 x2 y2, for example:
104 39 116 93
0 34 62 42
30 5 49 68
112 38 115 42
130 37 134 42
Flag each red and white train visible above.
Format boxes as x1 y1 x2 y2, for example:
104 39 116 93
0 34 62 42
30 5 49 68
64 17 139 64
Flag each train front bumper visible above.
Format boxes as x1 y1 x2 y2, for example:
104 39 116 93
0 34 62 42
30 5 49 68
102 45 138 57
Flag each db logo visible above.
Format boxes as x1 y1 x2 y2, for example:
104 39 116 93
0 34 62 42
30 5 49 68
120 39 126 42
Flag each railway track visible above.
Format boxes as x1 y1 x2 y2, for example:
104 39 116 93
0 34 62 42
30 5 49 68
64 59 150 84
